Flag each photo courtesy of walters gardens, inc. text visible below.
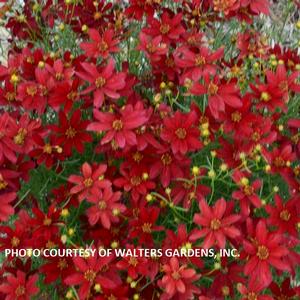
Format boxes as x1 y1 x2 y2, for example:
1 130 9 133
0 0 299 299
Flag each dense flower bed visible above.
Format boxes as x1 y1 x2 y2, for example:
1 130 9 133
0 0 299 299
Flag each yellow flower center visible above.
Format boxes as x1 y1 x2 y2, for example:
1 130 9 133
210 218 221 230
95 76 106 88
175 128 187 139
280 209 291 221
112 119 123 131
84 269 96 282
256 245 269 260
65 127 77 138
161 153 172 165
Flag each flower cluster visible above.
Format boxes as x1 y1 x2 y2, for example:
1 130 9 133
0 0 299 299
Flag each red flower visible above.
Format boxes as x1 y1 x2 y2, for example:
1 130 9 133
88 104 149 149
86 187 125 229
265 194 299 237
190 198 241 249
0 271 39 300
158 257 200 300
175 46 223 81
137 32 168 62
50 110 92 156
243 220 290 287
80 28 119 58
237 279 273 300
190 75 242 119
143 12 184 43
68 162 111 202
232 170 262 216
129 207 163 245
64 254 117 300
77 58 126 107
0 192 16 222
161 110 202 155
241 0 270 15
0 113 17 163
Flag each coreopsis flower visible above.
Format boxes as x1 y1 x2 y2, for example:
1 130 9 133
40 256 74 284
190 198 241 249
6 113 41 154
189 75 242 119
50 110 92 156
0 271 39 300
87 104 149 149
129 207 164 245
80 28 120 58
45 59 74 83
0 192 16 222
263 144 295 175
137 32 168 62
174 46 224 81
149 147 190 187
29 134 65 168
158 257 200 300
86 187 125 229
232 171 262 216
269 278 298 299
265 194 299 237
160 111 202 155
240 0 270 15
237 279 273 300
68 162 111 202
76 58 126 107
48 78 80 113
243 220 290 287
0 113 17 163
64 254 117 300
143 12 185 43
113 168 156 203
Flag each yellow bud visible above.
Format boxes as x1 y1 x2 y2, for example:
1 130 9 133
278 59 284 65
165 188 171 195
55 145 63 153
154 93 162 103
271 60 278 67
82 24 88 32
111 241 119 249
201 129 210 137
146 194 153 202
214 262 221 269
286 161 291 167
59 23 65 31
127 276 133 283
273 186 279 193
65 0 72 4
296 64 300 71
210 150 217 157
160 82 166 89
112 208 120 216
68 228 75 236
94 283 101 293
239 152 246 160
270 54 276 60
255 144 262 152
220 163 228 172
66 290 73 299
253 62 259 69
54 35 59 41
240 177 249 186
142 172 149 180
32 3 40 11
192 166 200 176
265 165 271 172
130 281 137 288
61 234 67 244
296 21 300 29
278 124 284 131
208 170 216 179
61 209 69 217
261 199 266 206
165 89 172 96
10 74 19 84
